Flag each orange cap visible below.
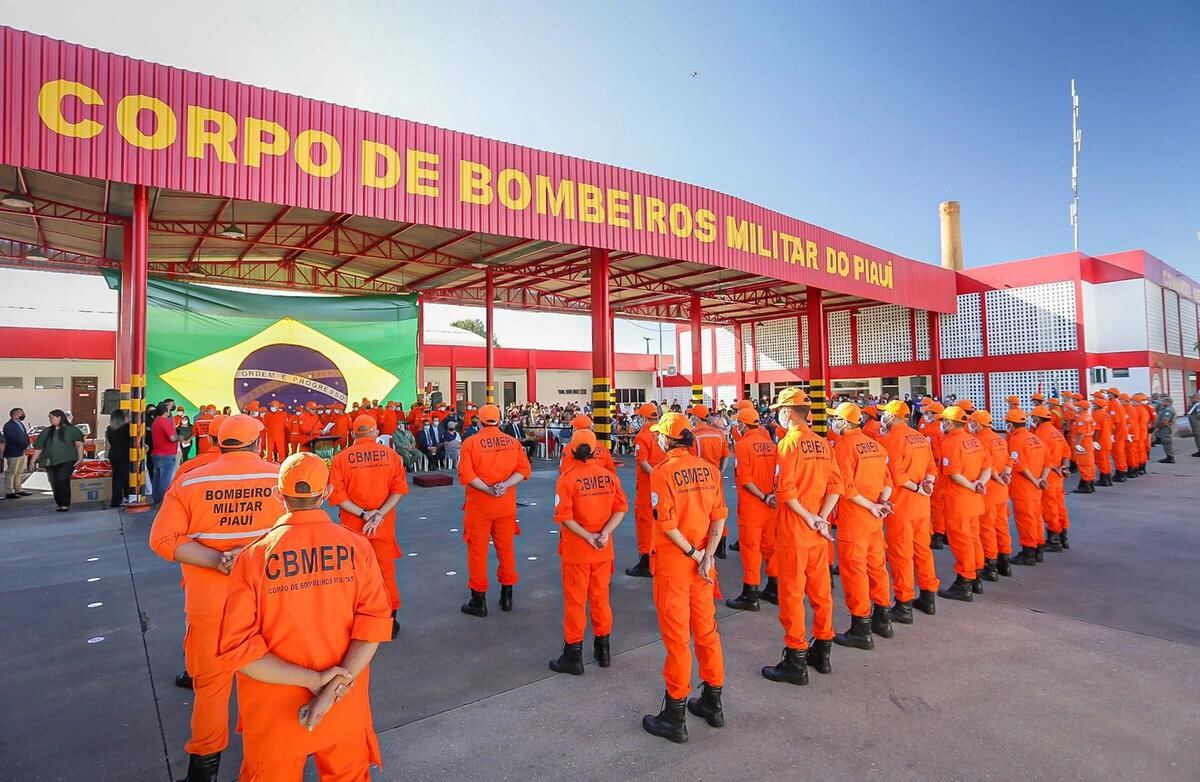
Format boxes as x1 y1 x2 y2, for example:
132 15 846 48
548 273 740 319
970 409 993 427
1006 395 1020 406
1030 392 1046 402
957 399 975 412
864 405 879 417
923 400 945 414
1092 390 1107 399
687 404 710 418
1030 405 1052 419
568 429 597 450
245 400 260 411
735 399 755 410
881 400 910 417
650 411 692 439
217 414 263 448
941 406 969 424
1005 409 1028 424
478 404 501 425
832 402 862 425
1107 387 1119 395
1133 392 1147 401
571 414 593 430
1118 393 1130 401
769 387 810 409
736 407 760 425
278 452 328 498
352 414 378 435
636 403 659 418
305 401 318 410
207 414 229 439
1048 397 1062 407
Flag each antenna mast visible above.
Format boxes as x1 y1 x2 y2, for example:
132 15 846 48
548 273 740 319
1071 80 1081 251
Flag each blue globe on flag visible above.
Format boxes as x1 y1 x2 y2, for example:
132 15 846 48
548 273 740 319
234 344 348 409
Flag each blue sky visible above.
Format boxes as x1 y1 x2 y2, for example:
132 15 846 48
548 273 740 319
3 0 1197 283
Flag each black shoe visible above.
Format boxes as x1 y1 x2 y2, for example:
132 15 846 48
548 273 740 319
642 692 688 743
725 583 760 612
499 585 513 612
17 491 31 496
1059 531 1070 550
970 577 984 594
729 539 740 552
715 538 727 560
625 554 652 578
762 647 809 685
1044 533 1063 553
759 576 779 605
1113 470 1126 482
461 590 488 617
938 575 973 602
829 562 839 576
889 600 914 624
1159 456 1175 464
930 533 945 550
390 610 400 639
996 553 1013 577
686 682 724 728
805 639 833 674
1097 473 1113 487
549 641 584 676
913 589 937 615
4 493 17 499
1073 481 1091 494
178 752 220 782
871 603 894 638
174 671 193 690
834 614 874 650
1192 451 1200 458
1035 545 1045 563
981 560 1000 582
593 635 611 668
1011 547 1038 566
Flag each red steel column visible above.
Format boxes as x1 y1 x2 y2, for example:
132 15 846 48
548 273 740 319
734 323 745 401
806 288 828 433
590 248 613 445
690 293 703 405
128 185 150 505
929 310 943 398
526 365 537 403
485 268 496 405
416 292 426 402
448 353 457 409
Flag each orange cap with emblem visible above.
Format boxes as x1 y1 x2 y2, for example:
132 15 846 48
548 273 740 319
1005 408 1028 424
687 404 710 418
956 399 975 412
735 399 755 410
882 399 910 417
864 405 879 417
478 404 501 425
636 403 659 418
970 409 993 427
651 411 692 439
217 414 263 448
736 407 760 425
207 414 228 438
279 452 328 498
941 406 969 424
352 415 377 435
923 400 945 415
769 387 809 409
832 402 862 425
571 414 593 430
1030 405 1052 419
569 429 598 450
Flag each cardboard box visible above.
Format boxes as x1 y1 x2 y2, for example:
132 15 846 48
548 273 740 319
70 477 112 504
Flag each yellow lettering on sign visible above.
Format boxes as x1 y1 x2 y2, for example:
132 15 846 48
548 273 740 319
632 194 644 230
607 188 630 228
536 176 574 219
578 183 604 223
498 168 531 210
805 240 819 270
460 160 493 205
668 203 692 239
187 106 238 163
726 217 751 252
361 140 401 189
37 79 104 139
853 254 866 281
294 130 341 178
695 209 716 243
115 94 176 151
243 118 290 168
645 197 667 235
406 149 439 196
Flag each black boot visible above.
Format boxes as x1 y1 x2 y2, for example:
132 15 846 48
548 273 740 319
1044 533 1063 553
834 614 874 650
1113 470 1126 482
871 603 894 638
996 553 1013 577
1035 544 1045 563
593 634 611 667
913 589 937 615
178 752 220 782
805 639 833 674
1073 480 1092 494
1059 530 1070 550
1011 546 1038 566
729 539 740 551
499 585 513 612
981 560 1000 581
889 600 914 624
725 583 760 612
930 532 945 550
391 610 400 639
460 590 487 617
548 641 584 675
1159 456 1175 464
686 682 724 728
970 577 984 594
642 692 688 743
938 575 973 602
761 647 809 685
715 538 727 559
1097 473 1112 487
174 671 193 690
829 562 839 576
759 576 779 605
625 553 652 577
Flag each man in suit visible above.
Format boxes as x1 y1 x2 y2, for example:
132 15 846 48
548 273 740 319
418 417 446 470
502 411 539 458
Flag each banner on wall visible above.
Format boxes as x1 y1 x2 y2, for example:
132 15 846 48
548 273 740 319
104 273 418 411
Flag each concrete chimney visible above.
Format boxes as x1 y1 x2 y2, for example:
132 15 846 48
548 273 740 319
939 200 963 271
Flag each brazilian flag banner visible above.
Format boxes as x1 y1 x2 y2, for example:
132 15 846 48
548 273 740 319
104 273 417 411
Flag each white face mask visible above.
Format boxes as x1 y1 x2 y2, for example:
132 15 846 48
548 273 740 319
940 420 953 435
831 418 846 435
776 410 789 429
657 434 670 452
880 412 896 432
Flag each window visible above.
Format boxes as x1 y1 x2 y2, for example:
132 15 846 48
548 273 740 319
881 377 900 399
0 377 22 389
34 377 63 390
615 388 646 404
1111 368 1130 378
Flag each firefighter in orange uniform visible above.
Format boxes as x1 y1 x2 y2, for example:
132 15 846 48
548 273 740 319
971 410 1016 578
1007 409 1048 565
264 401 289 462
216 452 392 782
406 399 425 436
641 412 727 744
759 388 839 685
548 429 627 675
724 407 777 612
880 400 940 621
625 403 666 578
1107 388 1130 482
935 405 990 602
559 414 616 474
729 399 756 446
148 415 284 782
1071 397 1097 494
330 403 352 448
457 404 532 616
286 408 302 456
1032 406 1070 553
329 415 411 639
919 399 948 549
1131 393 1151 474
194 405 216 456
688 404 731 557
377 402 398 439
862 406 882 441
297 402 322 452
829 401 895 648
1117 393 1138 479
1092 392 1114 486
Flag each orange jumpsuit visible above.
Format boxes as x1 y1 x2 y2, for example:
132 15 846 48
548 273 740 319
559 441 616 474
553 462 627 643
940 427 988 579
919 416 946 537
1108 399 1129 473
649 449 727 699
287 414 302 455
881 422 940 602
1036 421 1070 534
194 413 214 456
773 423 839 649
1093 402 1113 477
457 427 532 592
297 408 322 452
1008 428 1047 548
263 407 289 462
1132 402 1150 467
328 438 411 610
632 426 667 556
216 508 392 780
978 429 1014 559
733 426 778 586
833 428 893 617
693 422 730 468
406 405 425 436
863 418 882 442
1071 407 1096 482
331 409 352 448
148 452 283 757
377 406 398 438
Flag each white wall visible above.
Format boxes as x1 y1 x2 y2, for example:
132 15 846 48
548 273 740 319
1089 367 1150 397
0 358 115 425
0 269 117 330
1082 279 1148 353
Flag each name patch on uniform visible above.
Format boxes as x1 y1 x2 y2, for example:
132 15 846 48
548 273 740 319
346 449 388 465
265 544 357 583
